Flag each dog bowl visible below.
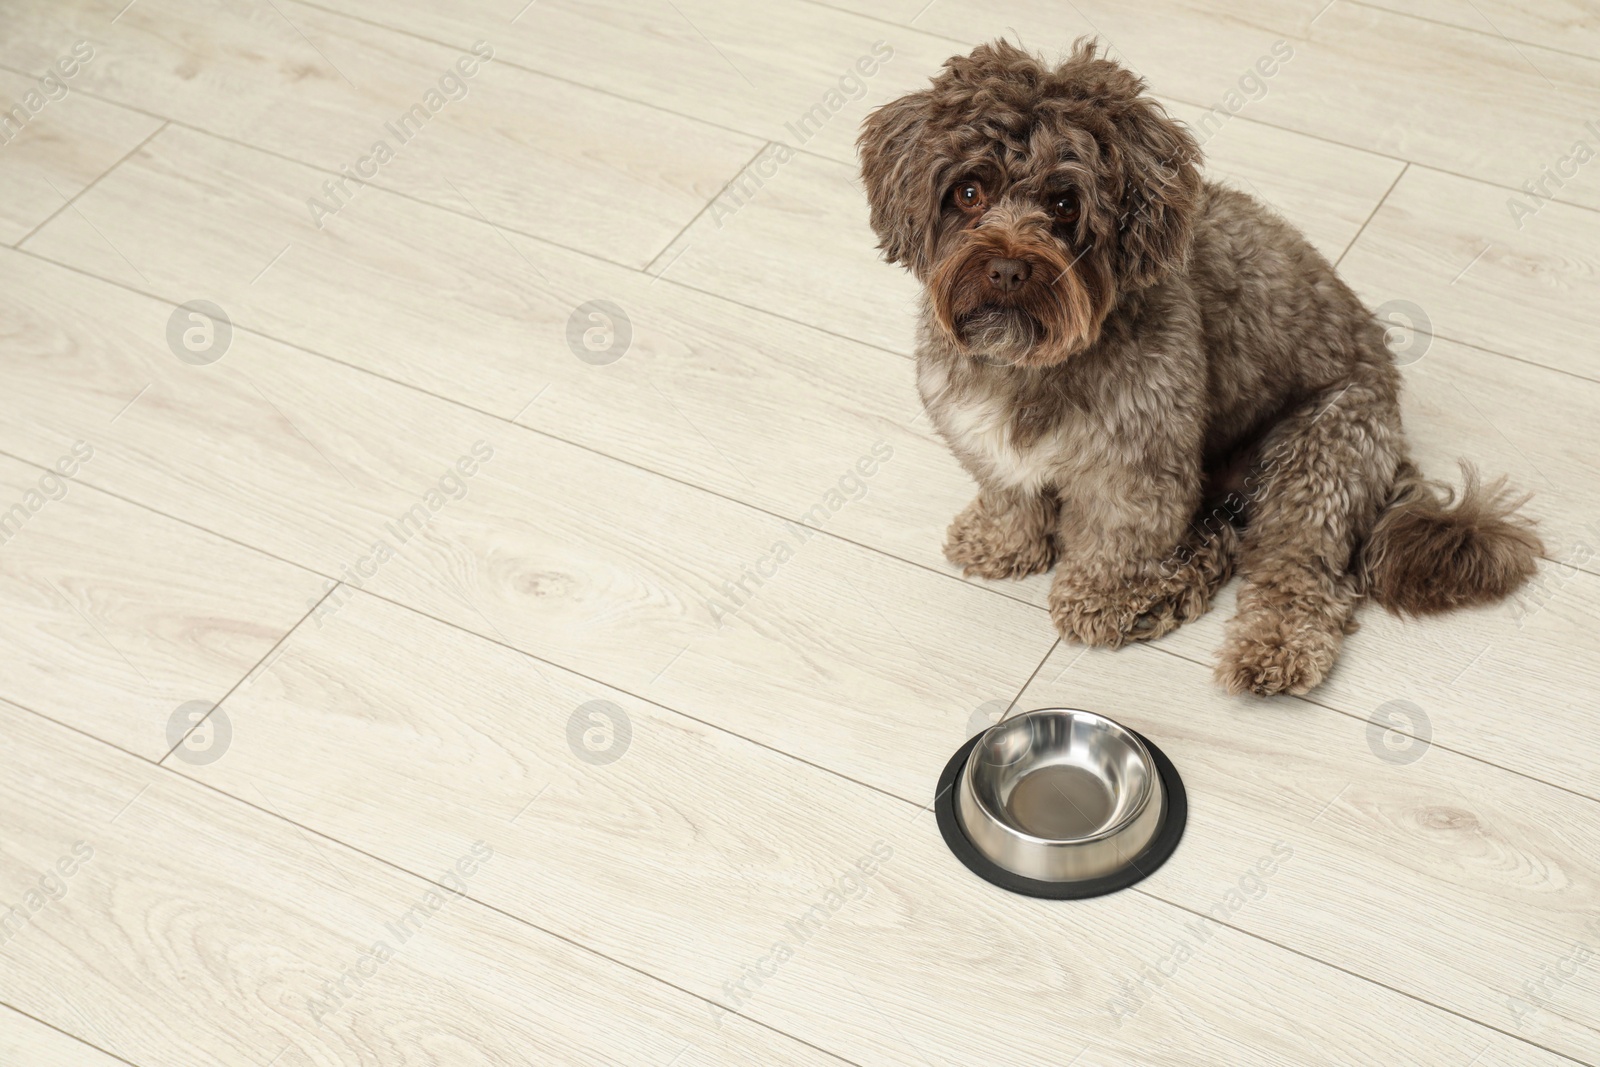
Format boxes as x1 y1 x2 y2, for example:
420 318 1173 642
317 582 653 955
935 708 1186 898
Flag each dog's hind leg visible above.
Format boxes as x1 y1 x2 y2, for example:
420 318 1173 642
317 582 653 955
1215 373 1403 696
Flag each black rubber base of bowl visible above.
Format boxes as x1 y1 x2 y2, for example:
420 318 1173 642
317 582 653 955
934 729 1187 899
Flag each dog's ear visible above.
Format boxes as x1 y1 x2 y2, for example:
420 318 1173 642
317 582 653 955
1105 93 1202 289
858 90 942 275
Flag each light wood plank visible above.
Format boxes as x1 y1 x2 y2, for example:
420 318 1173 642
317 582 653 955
1394 337 1600 571
1358 0 1600 59
0 0 761 266
0 701 843 1066
16 124 980 584
0 1004 126 1067
0 452 325 759
1160 97 1405 260
21 122 603 415
179 587 1574 1066
308 0 979 167
0 66 161 244
0 247 1052 803
653 146 923 354
1016 639 1600 1062
1341 165 1600 382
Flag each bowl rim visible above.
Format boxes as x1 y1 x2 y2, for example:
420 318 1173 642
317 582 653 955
936 715 1189 899
963 707 1159 845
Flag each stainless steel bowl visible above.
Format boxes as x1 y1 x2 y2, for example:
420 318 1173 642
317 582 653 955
956 708 1165 882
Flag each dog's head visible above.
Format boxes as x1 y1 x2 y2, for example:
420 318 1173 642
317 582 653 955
858 40 1201 367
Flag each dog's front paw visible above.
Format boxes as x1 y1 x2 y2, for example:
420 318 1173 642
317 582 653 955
1214 626 1337 696
1047 545 1230 649
943 494 1056 581
1215 635 1334 697
1214 569 1351 697
1047 572 1182 649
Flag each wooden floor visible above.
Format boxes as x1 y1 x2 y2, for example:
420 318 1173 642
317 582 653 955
1 0 1597 1063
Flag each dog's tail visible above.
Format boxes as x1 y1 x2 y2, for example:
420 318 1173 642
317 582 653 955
1356 461 1543 615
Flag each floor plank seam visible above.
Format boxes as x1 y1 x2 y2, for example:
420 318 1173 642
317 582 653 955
249 3 790 151
1004 637 1061 721
792 0 1600 80
0 108 928 365
642 140 776 276
1334 161 1408 268
7 78 1600 401
14 235 1598 626
1123 890 1594 1067
1400 329 1600 388
1343 0 1600 64
157 582 344 766
11 120 169 250
791 0 971 49
0 999 145 1067
1135 641 1600 807
0 455 951 811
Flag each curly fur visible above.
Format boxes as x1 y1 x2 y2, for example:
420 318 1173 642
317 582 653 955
859 40 1543 696
1358 462 1542 615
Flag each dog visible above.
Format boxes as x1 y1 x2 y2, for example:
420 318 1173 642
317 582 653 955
858 40 1542 696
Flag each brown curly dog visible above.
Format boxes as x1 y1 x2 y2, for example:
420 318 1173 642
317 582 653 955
858 40 1541 696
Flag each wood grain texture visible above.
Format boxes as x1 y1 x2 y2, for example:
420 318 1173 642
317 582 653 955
176 588 1576 1067
654 146 925 355
0 66 162 245
1161 97 1406 260
1390 337 1600 572
0 248 1053 804
0 701 844 1067
0 67 162 247
0 1004 127 1067
1357 0 1600 58
0 0 761 267
0 452 324 759
14 125 984 585
1341 165 1600 383
306 0 978 167
1156 561 1600 803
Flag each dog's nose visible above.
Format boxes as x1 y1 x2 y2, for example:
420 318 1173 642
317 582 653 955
986 257 1031 292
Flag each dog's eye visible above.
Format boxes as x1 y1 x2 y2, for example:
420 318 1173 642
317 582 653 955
1050 192 1080 224
952 181 986 212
